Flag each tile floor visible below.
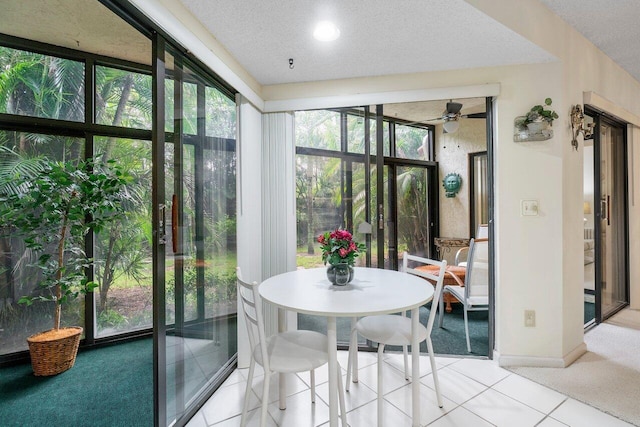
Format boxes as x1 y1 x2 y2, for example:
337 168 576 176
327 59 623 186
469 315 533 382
186 351 633 427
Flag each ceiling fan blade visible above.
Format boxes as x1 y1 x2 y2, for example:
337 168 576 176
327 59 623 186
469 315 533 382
462 112 486 119
445 101 463 115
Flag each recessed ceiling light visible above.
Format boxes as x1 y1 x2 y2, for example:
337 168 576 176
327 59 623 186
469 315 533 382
313 21 340 42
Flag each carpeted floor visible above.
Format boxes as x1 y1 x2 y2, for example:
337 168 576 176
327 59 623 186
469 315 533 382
298 301 490 357
584 301 595 324
0 339 153 427
509 308 640 426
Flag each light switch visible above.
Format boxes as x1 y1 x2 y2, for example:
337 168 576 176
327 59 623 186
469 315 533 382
521 199 539 216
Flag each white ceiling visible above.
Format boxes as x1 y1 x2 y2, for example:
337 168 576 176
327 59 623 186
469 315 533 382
179 0 556 86
178 0 640 87
538 0 640 84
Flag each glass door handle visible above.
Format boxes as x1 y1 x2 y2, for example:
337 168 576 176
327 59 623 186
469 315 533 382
172 194 178 253
158 203 167 245
600 196 610 226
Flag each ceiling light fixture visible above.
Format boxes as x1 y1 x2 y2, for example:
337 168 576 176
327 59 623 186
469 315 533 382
313 21 340 42
443 120 460 134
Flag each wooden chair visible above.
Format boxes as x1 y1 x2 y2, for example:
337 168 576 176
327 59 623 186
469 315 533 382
237 268 347 426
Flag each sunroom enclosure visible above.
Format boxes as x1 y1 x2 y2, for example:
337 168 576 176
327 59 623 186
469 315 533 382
0 2 238 425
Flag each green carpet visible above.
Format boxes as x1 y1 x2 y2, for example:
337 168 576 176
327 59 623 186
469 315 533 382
298 301 490 357
0 339 153 427
585 301 595 324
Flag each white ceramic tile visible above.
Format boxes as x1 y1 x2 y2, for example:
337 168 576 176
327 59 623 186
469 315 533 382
420 366 488 405
492 374 566 414
315 372 377 412
249 372 310 404
536 417 569 427
353 360 413 395
212 407 279 426
267 389 331 427
333 399 412 427
435 356 462 366
338 349 379 373
385 381 458 426
220 369 246 387
185 411 208 427
200 381 260 425
383 352 443 378
549 398 635 427
426 406 494 427
296 363 345 388
447 358 510 387
462 388 545 427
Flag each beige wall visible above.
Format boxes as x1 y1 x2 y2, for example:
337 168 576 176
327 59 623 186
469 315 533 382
438 119 487 241
137 0 640 367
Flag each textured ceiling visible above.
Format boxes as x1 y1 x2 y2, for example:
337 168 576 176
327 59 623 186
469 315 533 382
538 0 640 83
179 0 556 85
0 0 151 65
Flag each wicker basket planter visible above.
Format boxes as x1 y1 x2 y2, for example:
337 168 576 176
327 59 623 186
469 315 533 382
27 327 83 376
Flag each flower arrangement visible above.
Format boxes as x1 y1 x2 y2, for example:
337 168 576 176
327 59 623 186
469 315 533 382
317 228 366 266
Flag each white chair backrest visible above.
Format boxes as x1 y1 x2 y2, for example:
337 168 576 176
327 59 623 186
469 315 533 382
476 224 489 239
464 238 489 299
236 267 270 371
402 253 447 333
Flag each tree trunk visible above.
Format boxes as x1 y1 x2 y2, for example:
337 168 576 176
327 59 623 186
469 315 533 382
306 159 315 255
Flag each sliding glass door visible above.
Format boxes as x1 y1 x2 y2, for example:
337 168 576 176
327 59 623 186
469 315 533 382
154 38 237 427
593 115 628 320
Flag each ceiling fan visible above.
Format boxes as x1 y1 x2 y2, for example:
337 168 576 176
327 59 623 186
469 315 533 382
409 100 486 133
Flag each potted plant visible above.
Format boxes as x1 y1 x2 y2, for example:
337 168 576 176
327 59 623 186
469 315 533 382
317 228 366 285
522 98 559 133
0 152 129 376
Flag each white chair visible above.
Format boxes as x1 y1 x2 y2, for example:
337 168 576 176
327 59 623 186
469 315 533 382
439 238 489 353
237 268 347 427
455 224 488 266
345 255 447 426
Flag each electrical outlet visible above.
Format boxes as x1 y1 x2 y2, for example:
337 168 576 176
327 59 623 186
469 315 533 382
524 310 536 327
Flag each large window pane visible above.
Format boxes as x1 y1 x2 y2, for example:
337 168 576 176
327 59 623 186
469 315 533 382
0 131 85 356
296 154 343 268
395 124 430 160
206 87 236 139
295 110 340 150
94 137 153 337
0 46 84 122
95 65 152 130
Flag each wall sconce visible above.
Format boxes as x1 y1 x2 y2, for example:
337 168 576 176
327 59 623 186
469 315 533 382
570 105 595 150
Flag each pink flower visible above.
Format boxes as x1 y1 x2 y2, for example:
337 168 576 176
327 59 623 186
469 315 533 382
317 234 325 243
339 248 348 257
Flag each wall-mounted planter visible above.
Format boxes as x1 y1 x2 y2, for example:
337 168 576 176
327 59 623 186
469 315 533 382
513 116 553 142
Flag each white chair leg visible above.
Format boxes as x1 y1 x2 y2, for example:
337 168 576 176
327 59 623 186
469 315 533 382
402 344 409 380
337 363 348 426
464 305 471 352
377 343 385 427
426 337 443 408
240 358 256 427
346 319 358 391
438 291 445 328
310 369 316 403
261 371 271 427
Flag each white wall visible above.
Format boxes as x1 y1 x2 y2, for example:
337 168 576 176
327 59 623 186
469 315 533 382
235 96 263 367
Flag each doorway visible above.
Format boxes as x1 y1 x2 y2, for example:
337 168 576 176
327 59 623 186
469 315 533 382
294 98 493 356
584 108 629 326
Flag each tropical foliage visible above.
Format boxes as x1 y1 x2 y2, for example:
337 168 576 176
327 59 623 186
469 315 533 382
0 42 237 355
0 151 130 330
